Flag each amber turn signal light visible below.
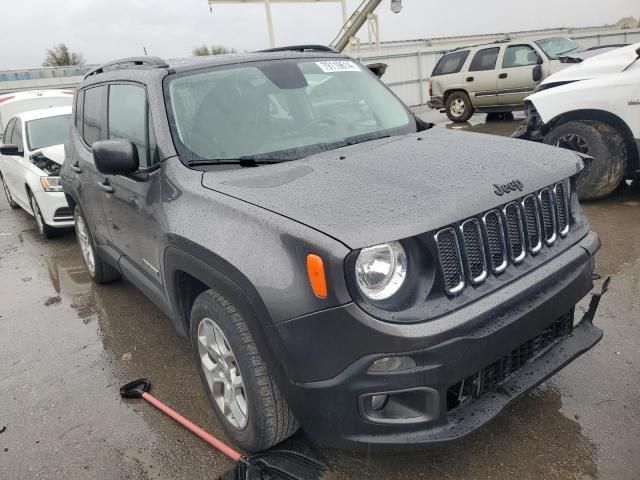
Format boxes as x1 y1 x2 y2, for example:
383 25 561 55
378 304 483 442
306 254 328 298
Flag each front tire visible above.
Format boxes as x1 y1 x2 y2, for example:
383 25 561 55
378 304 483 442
191 289 298 452
545 121 626 200
1 173 19 209
73 206 120 283
445 91 474 122
29 191 55 239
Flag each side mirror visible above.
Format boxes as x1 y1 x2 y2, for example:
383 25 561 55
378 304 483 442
0 144 21 156
93 140 139 176
367 63 388 78
532 64 543 82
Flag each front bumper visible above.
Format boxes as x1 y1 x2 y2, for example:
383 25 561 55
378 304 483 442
33 190 73 228
274 232 603 449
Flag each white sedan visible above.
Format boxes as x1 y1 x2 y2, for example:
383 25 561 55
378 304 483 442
0 106 73 238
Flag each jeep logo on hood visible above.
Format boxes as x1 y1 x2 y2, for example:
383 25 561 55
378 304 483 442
494 180 524 196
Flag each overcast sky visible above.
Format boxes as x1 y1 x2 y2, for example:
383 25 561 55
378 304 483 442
2 0 637 70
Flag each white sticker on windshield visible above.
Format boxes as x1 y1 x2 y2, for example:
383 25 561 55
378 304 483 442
315 61 360 73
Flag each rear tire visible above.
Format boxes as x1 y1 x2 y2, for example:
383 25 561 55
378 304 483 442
445 91 474 122
73 206 120 283
191 289 298 452
28 191 55 239
545 120 626 200
1 173 18 209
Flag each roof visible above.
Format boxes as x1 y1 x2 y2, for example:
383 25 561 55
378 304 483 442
82 48 346 81
14 106 72 122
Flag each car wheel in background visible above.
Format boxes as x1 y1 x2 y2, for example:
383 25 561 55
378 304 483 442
190 289 298 452
1 173 19 209
545 120 626 200
73 206 120 283
28 191 55 239
445 91 474 122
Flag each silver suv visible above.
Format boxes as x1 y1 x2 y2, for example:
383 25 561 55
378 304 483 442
428 37 584 122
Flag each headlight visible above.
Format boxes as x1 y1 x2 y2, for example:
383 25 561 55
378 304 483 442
40 176 62 192
355 241 407 301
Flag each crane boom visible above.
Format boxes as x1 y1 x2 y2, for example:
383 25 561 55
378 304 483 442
330 0 383 52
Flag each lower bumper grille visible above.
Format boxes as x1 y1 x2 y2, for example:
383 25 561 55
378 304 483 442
53 207 72 221
447 310 574 411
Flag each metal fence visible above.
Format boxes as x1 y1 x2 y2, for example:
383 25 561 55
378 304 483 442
357 28 640 107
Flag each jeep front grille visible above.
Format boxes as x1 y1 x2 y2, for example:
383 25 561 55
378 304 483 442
434 181 571 295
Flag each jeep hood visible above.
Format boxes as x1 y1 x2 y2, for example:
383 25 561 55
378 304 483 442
202 128 582 249
540 42 640 86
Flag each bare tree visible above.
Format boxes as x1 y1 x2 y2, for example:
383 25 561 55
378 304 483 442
192 45 237 56
43 44 85 67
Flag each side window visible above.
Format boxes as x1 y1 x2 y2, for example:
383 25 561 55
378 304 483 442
469 47 500 72
75 89 85 134
3 118 16 144
108 84 156 169
11 119 23 150
148 112 159 168
431 50 470 76
503 45 540 68
83 86 107 146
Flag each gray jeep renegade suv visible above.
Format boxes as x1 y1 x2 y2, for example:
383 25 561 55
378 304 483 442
61 47 604 452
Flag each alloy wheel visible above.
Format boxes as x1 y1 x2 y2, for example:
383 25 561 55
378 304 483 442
30 195 45 235
75 213 96 276
555 133 590 155
2 177 14 206
450 98 466 118
197 318 248 430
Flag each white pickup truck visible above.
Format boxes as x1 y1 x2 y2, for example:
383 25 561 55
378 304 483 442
513 43 640 199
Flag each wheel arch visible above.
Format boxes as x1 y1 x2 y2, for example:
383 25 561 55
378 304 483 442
546 109 639 178
163 242 292 381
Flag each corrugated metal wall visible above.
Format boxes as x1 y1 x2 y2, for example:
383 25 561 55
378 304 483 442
357 27 640 107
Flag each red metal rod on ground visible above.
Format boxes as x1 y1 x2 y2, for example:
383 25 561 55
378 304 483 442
141 391 242 462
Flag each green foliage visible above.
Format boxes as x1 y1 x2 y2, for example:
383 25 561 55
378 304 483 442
43 44 85 67
192 45 237 56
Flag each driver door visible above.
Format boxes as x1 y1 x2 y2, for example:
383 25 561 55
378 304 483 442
2 118 30 208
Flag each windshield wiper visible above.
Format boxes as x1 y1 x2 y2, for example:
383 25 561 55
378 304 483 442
188 158 283 167
343 132 391 146
555 46 581 57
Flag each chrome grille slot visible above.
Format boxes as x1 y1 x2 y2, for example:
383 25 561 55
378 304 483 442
522 194 542 254
554 181 569 237
539 188 557 244
503 202 526 263
435 228 465 295
433 181 572 295
460 219 487 284
482 210 507 274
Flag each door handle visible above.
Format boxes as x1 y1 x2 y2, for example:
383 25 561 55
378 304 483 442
98 181 113 193
466 76 474 82
71 164 82 173
498 73 508 79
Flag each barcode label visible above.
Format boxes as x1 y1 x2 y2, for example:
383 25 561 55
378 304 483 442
315 61 360 73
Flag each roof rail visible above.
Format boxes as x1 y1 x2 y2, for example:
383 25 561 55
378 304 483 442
257 45 338 54
449 38 512 52
84 56 169 79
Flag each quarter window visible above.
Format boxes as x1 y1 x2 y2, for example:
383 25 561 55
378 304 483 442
75 89 85 134
469 47 500 72
503 45 540 68
83 86 107 146
3 118 16 144
432 50 470 76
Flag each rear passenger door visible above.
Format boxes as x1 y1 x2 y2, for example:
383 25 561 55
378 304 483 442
466 47 501 107
101 83 164 288
74 85 112 244
497 44 543 105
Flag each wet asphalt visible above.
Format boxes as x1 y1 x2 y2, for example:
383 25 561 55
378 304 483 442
1 111 639 479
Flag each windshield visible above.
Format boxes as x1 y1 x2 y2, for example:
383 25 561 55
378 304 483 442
165 59 415 163
26 114 71 150
535 37 585 59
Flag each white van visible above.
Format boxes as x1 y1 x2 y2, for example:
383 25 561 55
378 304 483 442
0 90 74 141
